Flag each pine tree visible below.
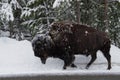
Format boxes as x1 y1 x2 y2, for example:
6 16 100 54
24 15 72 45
0 0 120 47
21 0 55 38
0 0 26 40
0 0 14 37
108 1 120 47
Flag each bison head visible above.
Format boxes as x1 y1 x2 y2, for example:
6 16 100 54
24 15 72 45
32 34 54 64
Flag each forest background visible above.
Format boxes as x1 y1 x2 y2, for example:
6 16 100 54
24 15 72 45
0 0 120 48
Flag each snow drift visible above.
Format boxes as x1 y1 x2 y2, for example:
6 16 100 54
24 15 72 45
0 37 120 76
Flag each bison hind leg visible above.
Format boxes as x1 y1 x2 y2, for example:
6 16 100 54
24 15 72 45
100 50 111 70
102 52 111 70
100 41 111 70
86 52 97 69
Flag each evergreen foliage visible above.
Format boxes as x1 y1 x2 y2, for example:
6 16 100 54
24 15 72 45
0 0 120 47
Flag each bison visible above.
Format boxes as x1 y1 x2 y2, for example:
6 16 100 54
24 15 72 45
49 21 111 70
32 34 76 69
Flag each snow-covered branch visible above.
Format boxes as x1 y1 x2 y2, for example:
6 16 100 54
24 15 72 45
0 3 14 21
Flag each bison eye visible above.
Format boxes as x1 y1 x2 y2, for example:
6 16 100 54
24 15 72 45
51 30 59 35
52 26 58 30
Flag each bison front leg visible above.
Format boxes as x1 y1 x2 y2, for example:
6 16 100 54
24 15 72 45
63 63 77 69
70 56 77 68
63 61 77 69
86 52 97 69
61 57 70 69
71 63 77 68
63 55 76 69
63 59 72 69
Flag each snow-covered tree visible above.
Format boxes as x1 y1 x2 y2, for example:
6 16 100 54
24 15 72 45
0 0 24 40
108 1 120 47
21 0 55 37
0 0 120 47
0 0 14 37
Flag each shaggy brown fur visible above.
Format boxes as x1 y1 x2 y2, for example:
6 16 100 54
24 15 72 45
32 34 76 69
49 21 111 70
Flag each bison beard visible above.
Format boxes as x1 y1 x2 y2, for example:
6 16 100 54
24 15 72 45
49 21 111 70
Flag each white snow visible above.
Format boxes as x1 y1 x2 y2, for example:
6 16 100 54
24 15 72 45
53 0 63 8
0 30 10 37
53 0 70 8
52 0 73 8
0 37 120 76
0 3 14 21
10 0 22 10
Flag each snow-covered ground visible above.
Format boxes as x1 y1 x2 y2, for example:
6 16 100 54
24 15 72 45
0 37 120 76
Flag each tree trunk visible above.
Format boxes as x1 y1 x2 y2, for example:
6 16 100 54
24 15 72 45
104 0 109 32
9 21 14 38
75 0 80 23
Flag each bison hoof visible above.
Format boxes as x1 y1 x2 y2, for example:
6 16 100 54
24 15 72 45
107 67 111 70
71 64 77 68
63 66 67 70
85 66 89 69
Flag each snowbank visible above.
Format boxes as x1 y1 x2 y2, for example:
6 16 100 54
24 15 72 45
0 37 120 76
